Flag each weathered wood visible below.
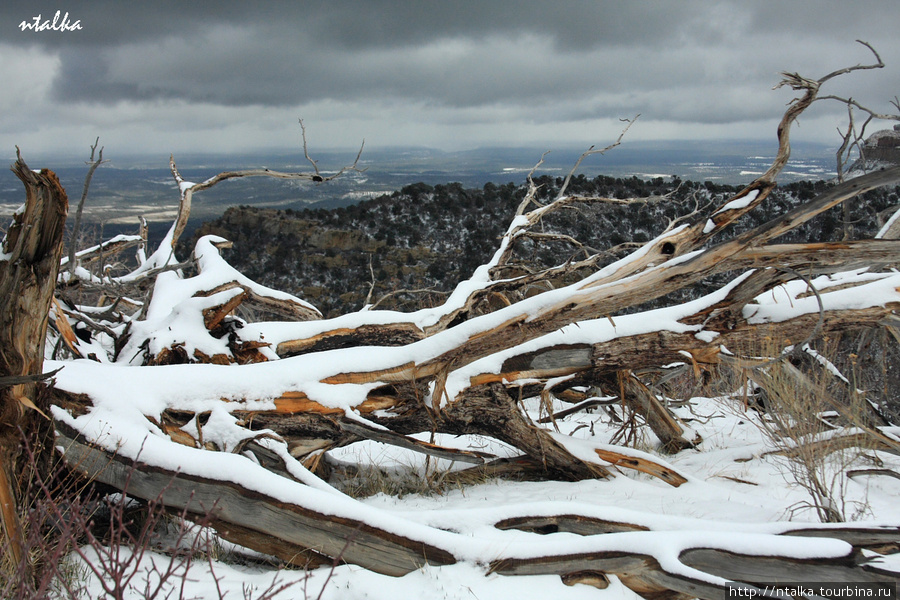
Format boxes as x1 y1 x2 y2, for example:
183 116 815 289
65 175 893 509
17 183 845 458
261 237 900 362
539 396 619 424
54 409 900 600
620 373 699 453
440 455 556 484
0 370 61 391
436 383 613 480
0 152 68 572
846 468 900 483
33 58 900 600
49 293 900 497
277 323 425 356
51 299 900 483
494 514 649 535
303 189 900 396
201 287 247 330
741 166 900 246
678 547 889 585
593 448 688 487
50 297 83 358
201 280 322 322
781 526 900 547
490 551 656 581
492 545 895 600
62 235 143 272
338 419 493 464
496 516 900 550
54 424 457 577
270 391 400 416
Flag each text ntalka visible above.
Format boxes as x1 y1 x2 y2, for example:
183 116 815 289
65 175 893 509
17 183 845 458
19 11 82 32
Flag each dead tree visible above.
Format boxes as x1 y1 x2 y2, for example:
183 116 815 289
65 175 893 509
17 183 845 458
0 150 68 574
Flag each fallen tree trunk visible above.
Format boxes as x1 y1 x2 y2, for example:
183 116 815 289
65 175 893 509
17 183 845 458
54 423 899 600
49 274 900 486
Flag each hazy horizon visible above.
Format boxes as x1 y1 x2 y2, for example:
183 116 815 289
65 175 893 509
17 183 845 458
1 139 843 241
3 136 837 168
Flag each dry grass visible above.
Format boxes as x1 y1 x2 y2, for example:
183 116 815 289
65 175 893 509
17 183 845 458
716 334 892 522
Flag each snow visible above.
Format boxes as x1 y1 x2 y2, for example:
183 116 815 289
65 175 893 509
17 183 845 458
240 224 696 352
72 554 623 600
193 235 318 310
441 271 753 402
51 335 900 598
743 269 900 324
701 190 761 235
876 205 900 239
46 252 900 588
547 432 697 484
694 330 720 342
712 189 760 216
115 235 320 364
58 234 143 267
55 389 900 599
39 206 896 588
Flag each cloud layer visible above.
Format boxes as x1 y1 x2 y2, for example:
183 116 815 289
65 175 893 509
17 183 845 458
2 1 899 157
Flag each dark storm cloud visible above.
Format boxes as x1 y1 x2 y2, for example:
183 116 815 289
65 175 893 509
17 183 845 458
0 2 767 106
2 0 899 154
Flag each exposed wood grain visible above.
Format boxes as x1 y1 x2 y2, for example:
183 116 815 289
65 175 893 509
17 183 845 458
679 547 888 585
202 288 247 330
34 63 900 600
277 323 424 356
781 526 900 547
494 514 649 535
1 153 68 571
53 419 899 600
593 448 688 487
272 392 398 415
621 373 698 453
55 424 457 577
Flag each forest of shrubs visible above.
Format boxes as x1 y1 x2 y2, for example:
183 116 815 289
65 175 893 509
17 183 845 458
191 174 900 317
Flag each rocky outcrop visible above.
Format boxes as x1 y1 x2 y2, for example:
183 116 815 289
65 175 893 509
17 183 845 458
849 125 900 173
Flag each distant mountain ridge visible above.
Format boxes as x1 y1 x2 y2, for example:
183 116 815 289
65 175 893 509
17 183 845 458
0 140 838 235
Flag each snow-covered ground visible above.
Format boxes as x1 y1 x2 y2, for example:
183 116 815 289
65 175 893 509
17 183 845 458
65 394 900 599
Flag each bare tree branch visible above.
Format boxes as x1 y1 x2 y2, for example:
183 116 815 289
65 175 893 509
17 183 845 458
67 138 107 276
556 115 639 200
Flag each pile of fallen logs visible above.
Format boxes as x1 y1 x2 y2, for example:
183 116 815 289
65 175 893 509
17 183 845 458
3 46 900 598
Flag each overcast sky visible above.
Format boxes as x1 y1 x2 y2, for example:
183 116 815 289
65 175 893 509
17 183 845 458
1 1 899 161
